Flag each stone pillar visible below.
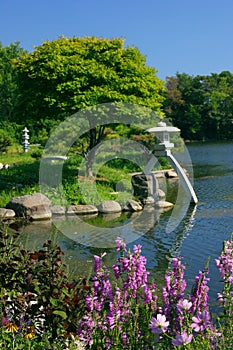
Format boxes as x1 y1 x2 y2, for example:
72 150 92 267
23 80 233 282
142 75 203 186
131 173 159 205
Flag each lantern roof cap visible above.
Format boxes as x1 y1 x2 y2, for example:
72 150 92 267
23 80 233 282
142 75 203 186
146 121 180 133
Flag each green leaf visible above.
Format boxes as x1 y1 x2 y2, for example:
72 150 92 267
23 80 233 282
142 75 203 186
53 310 67 319
49 297 59 306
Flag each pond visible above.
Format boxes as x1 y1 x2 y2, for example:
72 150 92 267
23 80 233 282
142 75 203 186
16 141 233 310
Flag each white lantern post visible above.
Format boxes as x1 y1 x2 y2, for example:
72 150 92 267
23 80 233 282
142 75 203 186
146 121 198 204
22 127 30 153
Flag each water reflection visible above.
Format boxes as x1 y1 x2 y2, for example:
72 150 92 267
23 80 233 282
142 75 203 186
16 202 198 286
11 142 233 310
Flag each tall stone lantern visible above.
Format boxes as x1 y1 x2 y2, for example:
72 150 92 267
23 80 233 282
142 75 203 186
146 121 198 204
146 121 180 155
22 127 29 153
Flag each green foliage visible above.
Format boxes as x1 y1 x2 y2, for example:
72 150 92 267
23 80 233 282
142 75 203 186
14 36 165 174
0 129 12 153
0 224 232 349
30 148 43 160
165 71 233 140
0 224 89 347
0 121 23 144
0 41 27 123
15 37 165 119
0 146 170 208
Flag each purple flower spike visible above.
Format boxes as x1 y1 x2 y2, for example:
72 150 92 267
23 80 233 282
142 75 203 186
172 330 193 346
149 314 169 334
216 238 233 285
115 236 126 252
93 255 102 273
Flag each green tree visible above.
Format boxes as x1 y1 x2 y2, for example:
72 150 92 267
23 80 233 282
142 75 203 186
0 41 27 122
15 36 165 175
200 71 233 139
164 71 233 141
164 73 205 140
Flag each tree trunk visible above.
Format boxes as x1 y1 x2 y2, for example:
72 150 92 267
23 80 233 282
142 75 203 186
85 125 105 177
86 150 95 178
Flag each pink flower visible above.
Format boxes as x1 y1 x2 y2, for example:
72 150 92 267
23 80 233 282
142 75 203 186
177 299 192 313
172 331 193 346
191 310 210 332
115 237 126 252
93 255 102 273
133 244 142 255
149 314 169 334
2 317 8 326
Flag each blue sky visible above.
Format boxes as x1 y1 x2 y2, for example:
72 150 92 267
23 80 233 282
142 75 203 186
1 0 233 79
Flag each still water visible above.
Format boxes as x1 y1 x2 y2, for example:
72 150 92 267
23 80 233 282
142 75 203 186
19 142 233 309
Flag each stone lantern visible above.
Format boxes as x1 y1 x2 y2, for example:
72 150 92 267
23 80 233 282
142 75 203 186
146 121 198 204
146 121 180 155
22 127 29 153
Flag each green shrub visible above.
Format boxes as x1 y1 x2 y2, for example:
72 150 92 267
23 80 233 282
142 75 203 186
0 224 89 346
30 148 43 159
0 130 12 153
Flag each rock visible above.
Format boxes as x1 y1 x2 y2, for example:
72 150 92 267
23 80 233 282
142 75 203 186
66 204 98 215
131 173 159 202
7 193 51 220
123 199 143 212
4 164 10 169
142 196 155 205
0 163 3 170
155 201 174 209
165 169 178 178
98 200 122 213
30 211 52 221
0 208 15 218
157 188 166 200
50 205 66 216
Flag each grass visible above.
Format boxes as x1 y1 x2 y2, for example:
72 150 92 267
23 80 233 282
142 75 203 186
0 147 163 208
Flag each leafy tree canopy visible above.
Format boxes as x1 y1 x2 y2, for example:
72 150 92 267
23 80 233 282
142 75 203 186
15 36 165 122
164 71 233 140
14 36 166 175
0 41 27 122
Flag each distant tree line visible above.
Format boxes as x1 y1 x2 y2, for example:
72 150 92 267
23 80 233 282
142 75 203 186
0 38 233 152
164 72 233 140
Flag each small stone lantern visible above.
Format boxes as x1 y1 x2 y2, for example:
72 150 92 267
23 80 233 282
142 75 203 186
22 127 29 153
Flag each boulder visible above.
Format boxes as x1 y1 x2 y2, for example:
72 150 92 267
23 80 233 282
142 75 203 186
157 188 166 200
131 173 159 203
30 211 52 221
165 169 178 178
155 201 174 209
0 163 3 170
7 193 51 220
98 200 122 213
0 208 15 218
50 205 66 216
123 199 143 212
66 204 98 215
